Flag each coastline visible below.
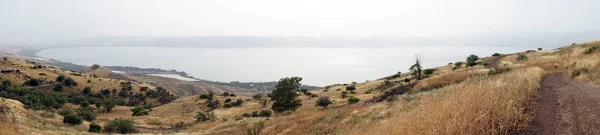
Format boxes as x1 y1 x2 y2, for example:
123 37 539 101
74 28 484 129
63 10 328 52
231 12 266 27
3 46 319 90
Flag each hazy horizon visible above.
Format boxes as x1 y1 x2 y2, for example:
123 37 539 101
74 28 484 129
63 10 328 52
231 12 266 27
2 0 600 46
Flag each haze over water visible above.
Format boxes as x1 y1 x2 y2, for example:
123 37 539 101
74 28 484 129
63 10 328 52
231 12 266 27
37 46 533 86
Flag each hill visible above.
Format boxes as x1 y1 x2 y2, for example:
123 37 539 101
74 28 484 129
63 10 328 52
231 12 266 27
2 41 600 134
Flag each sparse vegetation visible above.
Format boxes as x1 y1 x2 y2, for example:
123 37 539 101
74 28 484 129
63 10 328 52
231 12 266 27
517 53 528 61
409 55 424 80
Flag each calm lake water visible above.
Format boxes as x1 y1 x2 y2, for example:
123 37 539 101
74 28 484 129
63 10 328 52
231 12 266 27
37 46 532 86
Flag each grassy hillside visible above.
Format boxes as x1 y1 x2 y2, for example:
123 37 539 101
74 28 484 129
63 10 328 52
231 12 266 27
2 41 600 134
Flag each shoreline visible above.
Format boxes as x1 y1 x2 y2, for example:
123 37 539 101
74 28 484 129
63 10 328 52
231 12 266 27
8 46 319 88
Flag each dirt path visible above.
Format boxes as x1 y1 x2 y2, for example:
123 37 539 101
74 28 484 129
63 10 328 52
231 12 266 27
523 72 600 135
486 54 509 68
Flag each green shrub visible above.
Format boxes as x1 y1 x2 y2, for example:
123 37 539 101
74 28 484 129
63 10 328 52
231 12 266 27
243 110 272 117
404 78 410 83
195 110 216 122
56 75 66 82
225 98 232 102
89 123 102 133
259 109 272 117
58 109 73 116
454 62 463 67
64 78 78 87
336 88 341 91
2 80 11 86
347 96 360 104
487 67 511 75
345 85 356 91
584 46 598 54
103 118 137 134
63 114 83 125
492 53 501 56
423 68 435 76
572 67 590 78
315 97 332 108
517 53 528 61
482 62 489 67
53 84 64 92
38 73 47 76
341 91 348 99
130 106 150 116
310 93 318 98
76 107 96 121
199 94 209 99
26 79 41 86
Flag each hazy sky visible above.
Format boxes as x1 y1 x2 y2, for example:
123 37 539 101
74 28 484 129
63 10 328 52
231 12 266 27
1 0 599 45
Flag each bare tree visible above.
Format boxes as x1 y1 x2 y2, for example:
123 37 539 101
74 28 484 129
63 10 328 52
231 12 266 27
409 54 423 80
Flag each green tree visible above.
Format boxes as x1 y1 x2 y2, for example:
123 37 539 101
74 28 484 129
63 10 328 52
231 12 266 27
76 107 96 121
466 54 479 67
102 99 117 113
270 77 303 112
315 97 332 108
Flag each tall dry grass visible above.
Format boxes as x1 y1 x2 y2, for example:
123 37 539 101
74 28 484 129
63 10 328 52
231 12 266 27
352 67 546 135
413 70 484 91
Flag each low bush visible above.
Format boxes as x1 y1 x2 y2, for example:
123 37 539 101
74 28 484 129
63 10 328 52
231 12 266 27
103 118 137 134
345 85 356 91
572 67 590 78
243 109 273 117
130 106 150 116
58 109 73 116
89 123 102 133
347 96 360 104
492 53 501 56
195 110 216 123
199 94 209 99
341 91 348 98
63 114 83 125
488 67 511 75
584 46 598 54
517 53 528 61
26 79 41 86
316 97 332 108
423 68 436 77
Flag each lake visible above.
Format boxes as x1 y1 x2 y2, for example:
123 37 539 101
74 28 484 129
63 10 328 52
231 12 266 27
37 46 532 86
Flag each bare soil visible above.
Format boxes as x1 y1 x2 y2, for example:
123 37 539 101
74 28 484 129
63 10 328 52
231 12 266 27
523 72 600 135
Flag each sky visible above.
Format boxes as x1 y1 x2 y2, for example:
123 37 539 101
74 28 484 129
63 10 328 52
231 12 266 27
1 0 599 45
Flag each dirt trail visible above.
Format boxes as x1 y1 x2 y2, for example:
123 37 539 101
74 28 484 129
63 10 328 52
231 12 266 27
486 54 509 68
523 72 600 135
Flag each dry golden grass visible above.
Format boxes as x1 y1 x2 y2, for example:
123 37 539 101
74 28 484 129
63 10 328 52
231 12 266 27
351 67 546 135
413 69 485 91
